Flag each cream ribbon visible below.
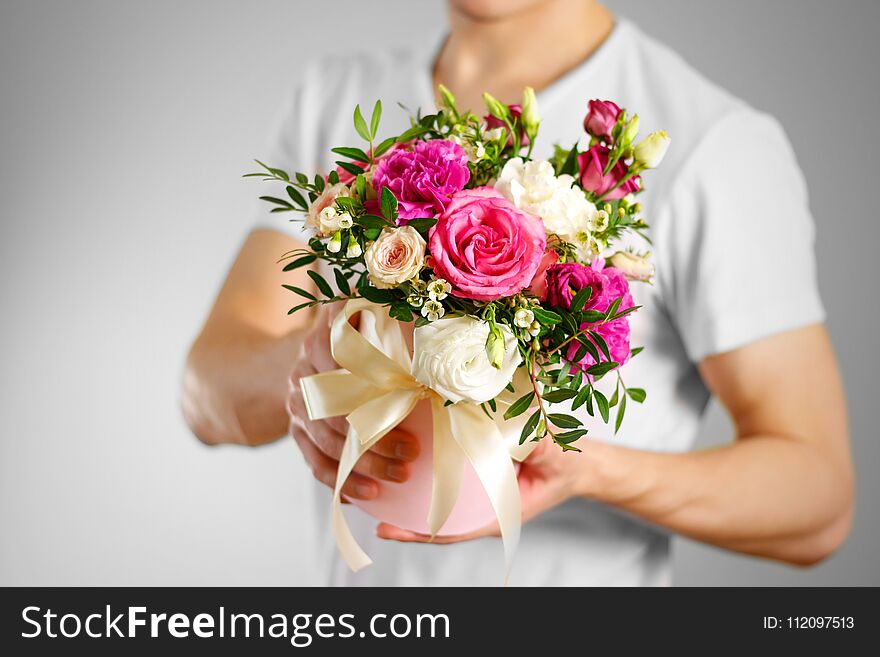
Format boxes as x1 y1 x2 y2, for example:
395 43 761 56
299 298 537 573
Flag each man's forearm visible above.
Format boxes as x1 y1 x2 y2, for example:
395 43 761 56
183 321 304 446
582 435 854 565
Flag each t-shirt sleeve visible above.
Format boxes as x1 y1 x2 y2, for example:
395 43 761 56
656 109 825 362
250 80 317 243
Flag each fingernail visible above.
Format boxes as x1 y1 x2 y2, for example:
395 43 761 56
385 463 409 482
394 441 420 460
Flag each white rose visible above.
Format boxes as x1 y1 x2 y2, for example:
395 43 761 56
413 316 522 404
608 251 654 281
495 157 598 246
306 183 350 236
364 226 426 289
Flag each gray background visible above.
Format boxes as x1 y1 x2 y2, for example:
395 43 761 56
1 0 877 586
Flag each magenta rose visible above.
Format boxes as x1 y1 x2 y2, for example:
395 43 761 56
578 145 640 200
371 139 470 221
428 187 547 301
484 103 529 146
544 260 635 370
583 99 621 141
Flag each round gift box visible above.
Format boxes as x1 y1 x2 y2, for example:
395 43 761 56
350 398 502 536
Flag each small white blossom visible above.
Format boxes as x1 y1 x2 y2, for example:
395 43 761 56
514 307 535 328
337 212 353 229
426 278 451 301
590 209 609 233
421 299 445 321
407 293 424 307
529 321 541 337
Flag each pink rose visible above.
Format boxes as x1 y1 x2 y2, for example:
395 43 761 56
544 260 635 370
372 140 470 221
484 103 529 146
578 145 640 200
528 249 560 300
583 99 621 142
428 187 547 301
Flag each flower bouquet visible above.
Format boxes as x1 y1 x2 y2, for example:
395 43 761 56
249 86 669 571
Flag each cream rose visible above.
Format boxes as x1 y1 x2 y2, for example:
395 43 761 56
364 226 426 289
306 183 350 236
413 316 521 404
495 158 598 247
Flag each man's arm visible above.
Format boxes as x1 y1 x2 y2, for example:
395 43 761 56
584 323 853 565
182 228 314 445
379 324 854 566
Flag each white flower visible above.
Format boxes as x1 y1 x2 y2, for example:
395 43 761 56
495 158 598 247
634 131 670 168
364 226 426 289
306 183 350 236
590 209 609 233
426 278 451 301
337 212 353 229
421 299 445 321
413 316 521 404
483 126 505 142
514 307 535 328
327 231 342 253
608 251 654 281
345 239 362 258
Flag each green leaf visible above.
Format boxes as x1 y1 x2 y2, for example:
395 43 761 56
570 286 593 313
555 429 589 444
355 214 392 229
405 217 438 233
580 309 606 324
380 187 398 221
282 285 316 301
334 268 351 296
314 174 325 193
364 227 382 240
532 308 562 325
373 137 397 157
627 387 646 403
359 286 394 304
615 393 627 434
487 398 497 413
519 409 542 444
609 385 619 408
335 160 365 177
397 125 430 142
560 141 579 177
331 146 370 163
594 390 610 423
572 385 592 411
259 195 294 208
286 186 307 209
609 305 641 321
307 270 335 298
605 296 622 321
282 254 317 272
586 361 619 377
589 331 611 362
576 335 600 363
328 170 340 185
547 413 581 429
287 301 315 315
504 391 535 420
355 174 366 200
389 303 413 322
542 388 578 404
370 100 382 139
630 346 644 358
295 172 308 185
353 104 371 141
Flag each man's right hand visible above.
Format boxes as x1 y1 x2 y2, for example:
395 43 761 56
286 304 420 500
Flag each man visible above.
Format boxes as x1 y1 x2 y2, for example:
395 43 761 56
183 0 853 585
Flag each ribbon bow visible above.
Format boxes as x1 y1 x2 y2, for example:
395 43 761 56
299 298 536 573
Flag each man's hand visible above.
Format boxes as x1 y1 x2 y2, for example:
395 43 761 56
286 304 421 501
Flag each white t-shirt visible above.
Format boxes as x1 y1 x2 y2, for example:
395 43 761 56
253 17 824 586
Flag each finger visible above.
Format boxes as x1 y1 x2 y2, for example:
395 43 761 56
375 521 500 544
290 425 378 500
304 315 339 374
370 429 421 462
